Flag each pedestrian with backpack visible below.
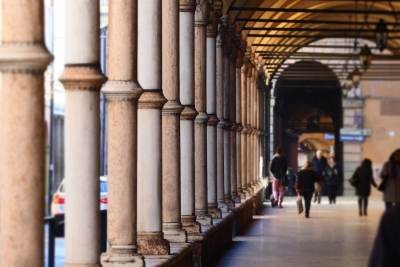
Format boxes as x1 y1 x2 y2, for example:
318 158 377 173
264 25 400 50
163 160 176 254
297 161 319 218
269 146 288 208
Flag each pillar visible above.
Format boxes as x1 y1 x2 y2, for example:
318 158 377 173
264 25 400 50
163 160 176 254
59 0 107 266
252 67 258 188
206 7 222 219
194 0 213 226
179 0 202 234
100 0 144 265
137 0 170 255
216 14 229 212
240 50 250 197
236 42 245 200
162 0 187 243
222 25 235 206
229 36 241 204
246 60 254 195
0 1 52 266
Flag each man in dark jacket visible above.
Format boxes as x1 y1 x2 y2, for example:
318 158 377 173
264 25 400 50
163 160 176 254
312 150 327 204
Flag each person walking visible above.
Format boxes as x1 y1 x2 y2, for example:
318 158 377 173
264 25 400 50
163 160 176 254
323 156 342 204
379 149 400 209
312 150 327 204
270 146 288 208
297 161 318 218
352 159 377 216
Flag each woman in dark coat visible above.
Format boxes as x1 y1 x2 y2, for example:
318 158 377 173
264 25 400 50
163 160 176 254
297 161 318 218
352 159 377 216
323 156 343 204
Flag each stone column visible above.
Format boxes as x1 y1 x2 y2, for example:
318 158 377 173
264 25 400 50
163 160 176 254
222 26 235 206
216 15 229 212
137 0 170 255
194 0 213 226
246 61 254 195
0 1 52 266
250 65 257 191
162 0 187 243
252 67 259 188
179 0 202 234
240 51 250 197
229 36 241 204
206 7 222 219
59 1 107 266
236 43 245 200
100 0 144 266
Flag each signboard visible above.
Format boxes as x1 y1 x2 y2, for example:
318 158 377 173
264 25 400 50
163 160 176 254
324 134 335 140
340 135 365 142
340 128 371 136
343 99 363 108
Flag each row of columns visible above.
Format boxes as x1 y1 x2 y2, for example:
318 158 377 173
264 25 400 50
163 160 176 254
0 0 265 266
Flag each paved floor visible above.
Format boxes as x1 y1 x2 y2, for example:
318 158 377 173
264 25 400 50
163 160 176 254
211 196 385 267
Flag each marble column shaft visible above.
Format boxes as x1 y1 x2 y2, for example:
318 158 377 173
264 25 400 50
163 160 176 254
0 1 52 266
162 0 187 243
206 10 222 219
179 0 202 234
137 0 170 255
222 30 234 206
216 19 229 212
229 41 240 204
194 0 213 226
101 0 144 265
59 1 107 266
240 55 249 197
236 47 245 200
246 63 254 194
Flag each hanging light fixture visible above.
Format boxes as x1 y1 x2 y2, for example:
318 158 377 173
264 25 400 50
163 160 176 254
375 19 388 52
345 73 353 90
342 82 349 98
352 66 361 87
359 44 372 71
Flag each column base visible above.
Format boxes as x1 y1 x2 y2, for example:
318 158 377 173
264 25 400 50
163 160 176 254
231 192 241 203
208 203 222 219
247 185 255 196
195 211 213 226
242 188 251 197
101 246 144 267
137 232 170 255
224 195 235 207
217 200 229 212
163 222 187 243
64 265 102 267
181 215 202 234
238 189 247 200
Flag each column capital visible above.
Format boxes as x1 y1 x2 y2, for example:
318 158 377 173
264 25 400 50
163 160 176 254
195 0 212 26
59 64 107 91
162 100 184 115
180 105 199 120
207 114 220 126
138 90 167 109
206 11 220 38
102 81 143 101
180 0 196 12
0 43 53 73
241 53 250 73
236 49 245 68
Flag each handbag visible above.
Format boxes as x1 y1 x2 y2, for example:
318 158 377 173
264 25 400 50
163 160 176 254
296 195 304 215
280 172 289 187
378 175 389 192
314 182 321 192
349 172 359 187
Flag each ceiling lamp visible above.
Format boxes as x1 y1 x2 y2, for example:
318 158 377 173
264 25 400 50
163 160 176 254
342 83 349 98
345 73 353 90
375 19 388 52
359 44 372 71
352 66 361 87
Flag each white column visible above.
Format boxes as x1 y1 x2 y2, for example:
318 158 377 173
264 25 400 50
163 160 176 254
236 44 245 199
179 0 202 234
222 25 235 206
216 14 229 212
100 0 144 265
59 0 107 266
0 1 52 266
162 0 187 243
194 0 213 226
137 0 170 255
206 9 222 219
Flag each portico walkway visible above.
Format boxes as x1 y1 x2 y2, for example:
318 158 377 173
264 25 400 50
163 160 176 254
211 196 384 267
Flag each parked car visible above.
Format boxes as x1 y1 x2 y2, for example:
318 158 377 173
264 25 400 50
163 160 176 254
51 176 108 216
